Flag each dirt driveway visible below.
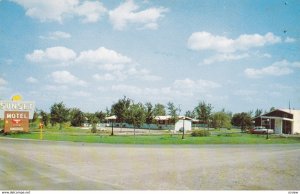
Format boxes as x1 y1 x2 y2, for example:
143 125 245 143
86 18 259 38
0 138 299 190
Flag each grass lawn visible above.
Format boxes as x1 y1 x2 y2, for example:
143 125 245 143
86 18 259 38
4 131 300 144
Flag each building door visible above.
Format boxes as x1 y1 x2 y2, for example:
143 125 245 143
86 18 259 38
274 119 282 134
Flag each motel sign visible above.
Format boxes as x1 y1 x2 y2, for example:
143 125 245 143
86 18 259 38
0 95 35 133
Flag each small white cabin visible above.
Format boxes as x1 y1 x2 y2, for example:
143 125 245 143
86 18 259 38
174 116 192 132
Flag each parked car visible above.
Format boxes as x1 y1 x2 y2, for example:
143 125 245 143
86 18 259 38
250 126 274 134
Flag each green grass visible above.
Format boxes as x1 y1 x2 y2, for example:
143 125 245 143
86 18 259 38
4 132 300 144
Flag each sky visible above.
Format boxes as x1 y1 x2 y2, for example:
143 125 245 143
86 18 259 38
0 0 300 114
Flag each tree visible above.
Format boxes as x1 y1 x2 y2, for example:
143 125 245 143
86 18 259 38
167 102 179 124
185 110 196 118
153 103 166 116
145 102 154 129
50 102 70 130
40 110 49 127
31 110 39 122
211 112 232 129
254 109 263 117
231 112 252 132
126 103 146 136
194 101 213 128
269 107 276 112
95 111 106 123
70 108 85 127
111 96 132 128
87 113 99 133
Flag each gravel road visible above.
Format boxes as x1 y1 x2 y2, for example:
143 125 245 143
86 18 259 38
0 138 299 190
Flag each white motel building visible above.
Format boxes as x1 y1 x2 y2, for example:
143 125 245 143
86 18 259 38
253 109 300 135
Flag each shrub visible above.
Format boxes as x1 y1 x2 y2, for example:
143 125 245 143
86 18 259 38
191 129 210 137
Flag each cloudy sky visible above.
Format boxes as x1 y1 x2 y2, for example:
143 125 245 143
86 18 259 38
0 0 299 113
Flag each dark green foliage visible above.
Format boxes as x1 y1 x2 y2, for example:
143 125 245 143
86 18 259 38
145 102 154 125
231 112 253 132
194 101 213 125
40 110 49 127
167 102 179 124
111 96 132 124
94 111 106 123
70 108 85 127
50 102 70 130
153 103 166 116
126 103 146 129
211 112 232 129
191 129 211 137
185 110 196 118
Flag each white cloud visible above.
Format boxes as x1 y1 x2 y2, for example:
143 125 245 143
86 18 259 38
173 78 221 90
109 79 220 101
203 53 249 65
0 77 7 86
245 61 294 78
285 37 296 43
112 84 142 95
73 1 107 23
26 76 38 83
272 59 300 68
76 47 132 65
26 46 76 65
100 63 125 71
109 0 168 30
11 0 77 23
11 0 107 23
39 31 71 40
26 46 160 83
50 70 87 86
93 73 115 81
126 67 161 81
44 84 68 91
188 31 281 53
71 90 91 97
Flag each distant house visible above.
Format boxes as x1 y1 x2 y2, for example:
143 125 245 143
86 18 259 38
154 116 172 125
154 115 193 131
174 116 193 132
105 115 117 126
252 109 300 134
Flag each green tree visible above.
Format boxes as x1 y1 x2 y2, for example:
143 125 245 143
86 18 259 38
269 107 276 112
85 113 99 133
255 109 263 117
95 111 106 123
111 96 132 128
231 112 252 132
194 101 213 128
31 110 39 122
167 102 179 124
153 103 166 116
70 108 85 127
40 110 49 127
145 102 154 128
185 110 196 118
211 112 232 129
126 103 146 136
50 102 70 130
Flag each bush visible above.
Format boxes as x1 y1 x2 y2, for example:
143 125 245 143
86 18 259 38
191 129 210 137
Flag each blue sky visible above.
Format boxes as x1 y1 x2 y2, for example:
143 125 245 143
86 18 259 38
0 0 299 114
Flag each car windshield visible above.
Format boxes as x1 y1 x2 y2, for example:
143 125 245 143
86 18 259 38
255 126 266 130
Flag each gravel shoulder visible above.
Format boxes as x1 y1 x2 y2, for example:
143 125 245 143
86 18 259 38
0 137 300 190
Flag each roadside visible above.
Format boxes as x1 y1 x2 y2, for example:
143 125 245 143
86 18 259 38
0 138 299 190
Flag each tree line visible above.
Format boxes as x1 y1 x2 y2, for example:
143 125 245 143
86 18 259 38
36 96 275 132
